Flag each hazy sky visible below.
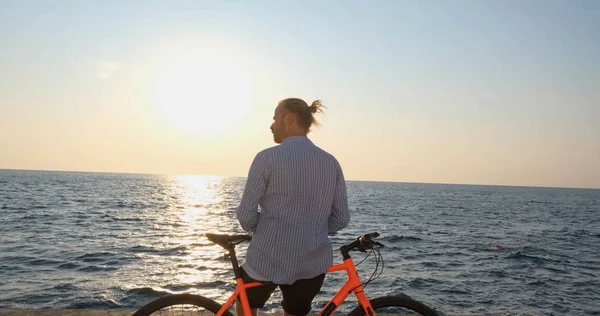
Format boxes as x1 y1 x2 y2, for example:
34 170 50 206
1 1 598 188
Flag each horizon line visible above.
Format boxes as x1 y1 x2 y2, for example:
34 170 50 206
1 167 598 191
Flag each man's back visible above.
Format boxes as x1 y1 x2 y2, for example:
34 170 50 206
237 136 349 284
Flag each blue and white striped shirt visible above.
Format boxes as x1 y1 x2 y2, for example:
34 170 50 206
236 136 350 285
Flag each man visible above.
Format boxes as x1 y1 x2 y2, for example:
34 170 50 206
236 98 350 316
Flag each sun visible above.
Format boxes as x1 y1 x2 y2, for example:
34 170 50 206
154 51 252 134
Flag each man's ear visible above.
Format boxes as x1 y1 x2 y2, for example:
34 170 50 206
284 112 294 124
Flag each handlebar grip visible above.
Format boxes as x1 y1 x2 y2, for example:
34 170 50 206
364 232 380 240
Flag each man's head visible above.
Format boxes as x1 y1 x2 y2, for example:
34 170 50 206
270 98 325 143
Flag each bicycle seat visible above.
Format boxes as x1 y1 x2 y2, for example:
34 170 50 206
206 233 251 248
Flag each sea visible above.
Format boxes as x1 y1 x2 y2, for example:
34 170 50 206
1 169 599 315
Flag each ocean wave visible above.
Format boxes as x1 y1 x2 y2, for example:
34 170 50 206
75 252 118 262
122 281 232 300
56 262 80 269
0 255 33 263
441 284 471 294
488 270 508 278
421 261 441 268
407 277 443 289
73 251 141 264
385 235 423 242
21 214 56 220
505 250 556 265
127 245 188 256
572 280 600 289
28 258 62 266
105 260 124 266
0 264 24 272
1 205 31 210
175 263 211 270
114 216 143 222
527 280 546 286
65 299 121 310
527 200 554 205
77 265 119 272
52 283 80 292
123 286 173 298
542 265 568 274
98 200 156 210
559 227 598 237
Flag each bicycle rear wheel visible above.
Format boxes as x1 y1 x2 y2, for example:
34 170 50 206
132 293 234 316
348 295 440 316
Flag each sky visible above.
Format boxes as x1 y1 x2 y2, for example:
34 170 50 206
0 0 598 189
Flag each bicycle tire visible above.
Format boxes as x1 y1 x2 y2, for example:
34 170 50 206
348 294 440 316
132 293 235 316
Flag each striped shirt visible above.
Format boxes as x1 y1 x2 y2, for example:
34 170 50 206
236 136 350 285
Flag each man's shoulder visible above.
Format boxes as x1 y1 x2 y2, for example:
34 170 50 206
310 144 340 162
256 145 279 157
315 147 340 164
252 145 280 164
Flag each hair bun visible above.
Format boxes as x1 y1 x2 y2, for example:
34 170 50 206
310 100 324 114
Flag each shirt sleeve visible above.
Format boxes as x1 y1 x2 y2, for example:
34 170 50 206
328 160 350 234
236 152 269 233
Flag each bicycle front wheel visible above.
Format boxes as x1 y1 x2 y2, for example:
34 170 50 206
348 295 440 316
132 293 234 316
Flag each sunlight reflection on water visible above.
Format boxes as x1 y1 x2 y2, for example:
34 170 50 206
126 175 247 303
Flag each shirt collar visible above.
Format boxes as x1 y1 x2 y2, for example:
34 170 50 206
281 136 314 146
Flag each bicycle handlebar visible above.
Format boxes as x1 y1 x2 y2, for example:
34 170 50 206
340 232 384 260
207 231 384 260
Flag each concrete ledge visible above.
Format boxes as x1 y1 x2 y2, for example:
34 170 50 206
0 309 453 316
0 310 133 316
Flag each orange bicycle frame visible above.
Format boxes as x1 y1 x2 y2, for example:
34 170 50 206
319 257 374 316
215 257 374 316
215 277 264 316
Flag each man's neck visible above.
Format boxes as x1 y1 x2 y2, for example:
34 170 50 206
285 129 307 138
281 134 309 144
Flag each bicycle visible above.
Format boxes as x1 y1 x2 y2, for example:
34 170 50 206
132 232 440 316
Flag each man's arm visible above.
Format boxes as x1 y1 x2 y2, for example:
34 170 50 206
328 161 350 234
236 152 269 233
